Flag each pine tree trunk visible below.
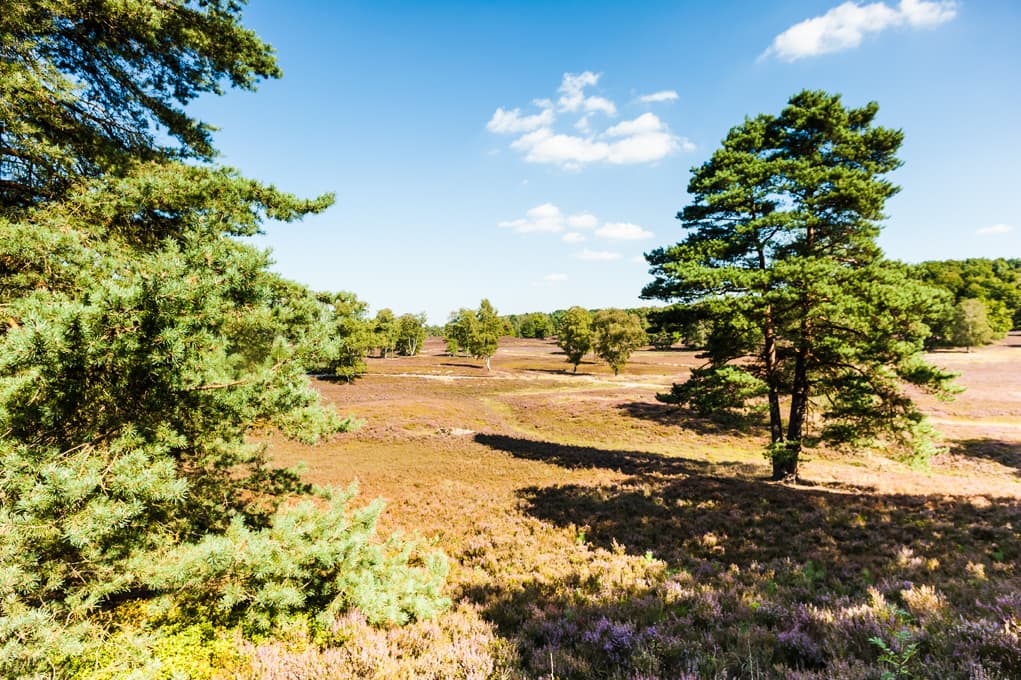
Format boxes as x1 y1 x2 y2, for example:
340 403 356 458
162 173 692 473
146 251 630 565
778 338 810 481
763 306 784 446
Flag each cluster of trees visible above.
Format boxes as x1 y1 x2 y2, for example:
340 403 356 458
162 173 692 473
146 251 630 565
646 258 1020 356
0 3 446 675
443 299 509 370
505 311 554 339
444 303 651 375
644 91 958 480
370 309 428 359
912 258 1021 348
554 307 648 375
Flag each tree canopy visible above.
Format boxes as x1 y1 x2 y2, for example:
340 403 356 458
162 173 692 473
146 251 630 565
556 306 594 372
0 0 284 208
591 308 647 376
644 90 957 479
0 2 448 674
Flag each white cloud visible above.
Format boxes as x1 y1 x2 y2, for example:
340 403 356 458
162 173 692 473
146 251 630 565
762 0 957 61
544 273 569 282
567 213 599 230
511 128 609 167
605 112 665 137
498 203 565 233
977 223 1014 235
630 255 647 264
576 248 621 261
556 71 617 116
499 204 599 235
562 232 586 243
487 106 555 134
639 90 679 103
510 121 688 168
596 221 654 240
899 0 957 26
488 72 692 168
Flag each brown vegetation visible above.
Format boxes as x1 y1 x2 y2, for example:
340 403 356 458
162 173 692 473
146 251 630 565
258 333 1021 678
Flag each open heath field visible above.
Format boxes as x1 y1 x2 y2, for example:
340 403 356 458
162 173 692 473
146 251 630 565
259 334 1021 679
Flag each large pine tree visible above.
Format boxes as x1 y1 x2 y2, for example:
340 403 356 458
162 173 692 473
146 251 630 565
644 91 957 479
0 3 446 675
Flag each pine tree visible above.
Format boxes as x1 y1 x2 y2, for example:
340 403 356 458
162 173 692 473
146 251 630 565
0 3 448 674
644 91 957 479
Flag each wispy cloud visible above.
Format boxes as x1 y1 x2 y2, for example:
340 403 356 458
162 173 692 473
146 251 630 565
488 72 692 168
557 71 617 115
499 203 597 234
596 222 654 240
562 232 586 243
639 90 679 103
576 248 621 261
486 106 555 133
567 213 599 230
762 0 957 62
544 273 569 282
977 223 1014 235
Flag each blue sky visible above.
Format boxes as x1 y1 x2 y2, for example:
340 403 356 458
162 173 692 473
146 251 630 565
195 0 1020 324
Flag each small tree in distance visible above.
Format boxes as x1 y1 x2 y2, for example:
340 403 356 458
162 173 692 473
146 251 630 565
396 313 427 356
471 299 503 371
443 300 504 370
951 299 996 352
444 308 475 356
557 306 594 372
592 309 647 376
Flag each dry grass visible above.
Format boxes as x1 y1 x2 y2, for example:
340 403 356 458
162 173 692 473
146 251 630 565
255 333 1021 679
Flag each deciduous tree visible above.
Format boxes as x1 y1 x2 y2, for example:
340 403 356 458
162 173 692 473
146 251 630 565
396 313 427 356
556 306 594 372
950 298 997 352
471 299 503 371
591 308 647 376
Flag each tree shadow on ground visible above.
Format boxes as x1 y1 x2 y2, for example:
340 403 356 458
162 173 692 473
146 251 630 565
474 434 1020 584
518 477 1021 585
949 438 1021 476
439 361 485 370
467 433 1021 678
522 367 601 377
473 432 759 479
616 400 768 436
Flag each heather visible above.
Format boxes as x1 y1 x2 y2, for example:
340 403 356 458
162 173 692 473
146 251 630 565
257 336 1021 679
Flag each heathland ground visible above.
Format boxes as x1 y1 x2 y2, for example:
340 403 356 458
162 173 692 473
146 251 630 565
259 334 1021 678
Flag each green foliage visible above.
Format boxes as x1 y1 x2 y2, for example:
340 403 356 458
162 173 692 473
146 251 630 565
515 312 553 339
0 0 281 207
556 306 594 372
444 308 475 357
657 365 767 416
870 626 921 679
142 483 449 632
373 308 399 358
305 290 375 380
0 4 450 676
444 300 504 370
591 309 647 376
395 313 427 356
950 299 998 351
913 258 1021 334
471 299 503 370
648 330 680 350
643 91 957 478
